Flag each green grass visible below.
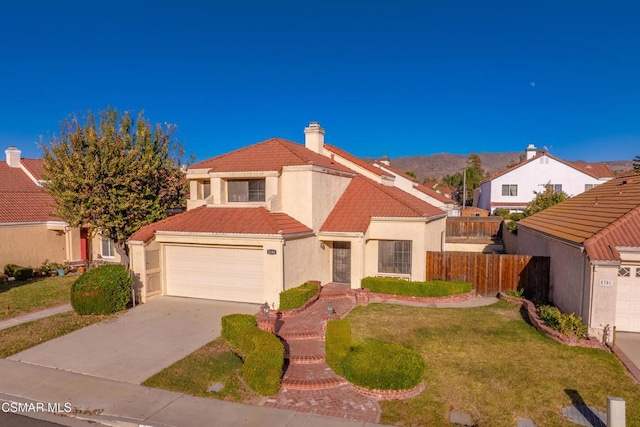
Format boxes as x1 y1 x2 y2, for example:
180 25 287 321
0 311 113 358
142 337 261 403
345 300 640 426
0 276 77 320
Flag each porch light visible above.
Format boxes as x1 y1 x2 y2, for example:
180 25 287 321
327 301 333 316
261 301 270 318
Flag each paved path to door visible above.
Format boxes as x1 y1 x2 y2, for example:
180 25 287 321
8 297 258 384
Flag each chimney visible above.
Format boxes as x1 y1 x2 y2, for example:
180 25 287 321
380 154 390 166
304 121 325 154
525 144 537 160
5 146 21 168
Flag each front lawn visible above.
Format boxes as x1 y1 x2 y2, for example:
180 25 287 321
346 301 640 426
0 276 76 320
142 337 261 404
0 311 113 358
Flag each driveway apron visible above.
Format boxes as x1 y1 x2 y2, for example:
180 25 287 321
8 297 258 384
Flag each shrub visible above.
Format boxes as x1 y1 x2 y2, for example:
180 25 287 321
509 212 524 222
0 273 7 284
342 340 425 390
278 282 319 310
361 277 472 297
538 305 588 339
4 264 20 277
504 288 524 298
325 319 354 376
221 314 284 396
493 208 510 218
70 265 132 315
14 267 34 281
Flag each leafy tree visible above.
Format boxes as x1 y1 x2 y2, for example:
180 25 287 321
523 184 569 217
405 170 417 179
41 108 187 258
441 153 485 206
505 153 525 169
634 155 640 171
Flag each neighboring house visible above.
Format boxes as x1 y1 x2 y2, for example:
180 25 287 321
128 122 447 305
371 159 456 215
0 146 121 268
517 171 640 341
475 144 614 213
424 181 454 199
460 207 489 217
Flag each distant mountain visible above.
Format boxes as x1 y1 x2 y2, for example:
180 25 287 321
374 153 633 183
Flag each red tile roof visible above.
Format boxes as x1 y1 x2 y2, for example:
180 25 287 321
190 138 353 174
21 159 46 181
0 162 59 223
481 152 614 184
413 182 455 204
325 145 393 178
372 161 417 182
519 171 640 261
320 176 445 233
129 206 312 243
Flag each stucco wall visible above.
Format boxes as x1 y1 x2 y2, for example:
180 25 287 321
517 226 589 318
589 264 618 340
283 236 329 290
0 224 67 267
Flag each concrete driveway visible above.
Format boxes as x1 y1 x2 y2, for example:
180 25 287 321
8 297 258 384
616 332 640 379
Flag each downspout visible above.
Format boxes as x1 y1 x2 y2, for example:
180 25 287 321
588 262 596 333
360 233 366 289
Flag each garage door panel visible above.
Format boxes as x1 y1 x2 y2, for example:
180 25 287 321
616 267 640 332
165 245 264 304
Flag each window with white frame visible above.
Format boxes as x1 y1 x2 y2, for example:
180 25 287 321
378 240 412 275
540 157 549 164
585 184 595 191
228 179 265 202
101 236 115 258
549 184 563 192
501 184 518 196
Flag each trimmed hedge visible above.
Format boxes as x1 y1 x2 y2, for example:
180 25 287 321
325 319 353 376
278 281 319 310
325 319 425 391
14 267 34 281
362 276 472 297
0 273 7 284
342 340 425 390
70 265 132 315
221 314 284 396
4 264 20 277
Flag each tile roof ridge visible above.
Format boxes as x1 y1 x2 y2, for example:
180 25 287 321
373 160 418 182
588 205 640 244
325 144 393 178
273 137 316 165
355 175 428 216
190 137 293 170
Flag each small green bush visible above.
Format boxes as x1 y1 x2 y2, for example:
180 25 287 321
221 314 284 396
342 340 425 390
361 277 472 297
325 319 354 376
504 288 525 298
0 273 7 284
70 265 132 315
4 264 20 277
278 282 319 310
509 212 524 221
538 305 588 339
493 208 510 218
14 267 34 281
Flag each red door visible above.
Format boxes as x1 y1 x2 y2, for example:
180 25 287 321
80 228 89 261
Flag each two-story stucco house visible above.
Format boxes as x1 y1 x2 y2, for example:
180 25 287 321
128 122 447 306
0 146 121 267
475 144 614 213
517 171 640 341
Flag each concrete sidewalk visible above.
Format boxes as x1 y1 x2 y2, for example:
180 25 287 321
0 304 72 331
0 359 383 427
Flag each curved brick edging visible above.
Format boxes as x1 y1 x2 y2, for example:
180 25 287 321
350 382 426 400
367 290 476 304
499 293 606 350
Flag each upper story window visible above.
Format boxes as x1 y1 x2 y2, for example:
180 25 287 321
502 184 518 196
540 157 549 164
228 179 265 202
585 184 595 191
198 181 211 200
549 184 562 192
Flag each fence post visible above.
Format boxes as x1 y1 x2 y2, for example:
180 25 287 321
607 397 625 427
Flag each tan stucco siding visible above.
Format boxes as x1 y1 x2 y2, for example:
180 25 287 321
310 171 352 231
283 235 329 290
0 224 67 267
280 169 314 228
589 264 618 339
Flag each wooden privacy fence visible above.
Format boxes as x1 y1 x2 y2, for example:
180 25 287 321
425 251 549 303
446 217 502 239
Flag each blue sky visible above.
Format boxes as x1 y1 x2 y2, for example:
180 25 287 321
1 1 638 163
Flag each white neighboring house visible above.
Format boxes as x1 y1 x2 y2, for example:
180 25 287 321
475 144 614 213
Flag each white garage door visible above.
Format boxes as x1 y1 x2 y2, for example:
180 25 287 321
165 245 264 303
615 265 640 332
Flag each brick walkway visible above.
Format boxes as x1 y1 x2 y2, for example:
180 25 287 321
262 284 381 423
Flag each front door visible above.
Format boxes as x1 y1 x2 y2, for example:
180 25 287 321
332 242 351 283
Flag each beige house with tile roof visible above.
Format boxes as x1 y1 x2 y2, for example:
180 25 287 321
517 171 640 341
0 146 122 269
476 144 614 213
129 122 446 305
